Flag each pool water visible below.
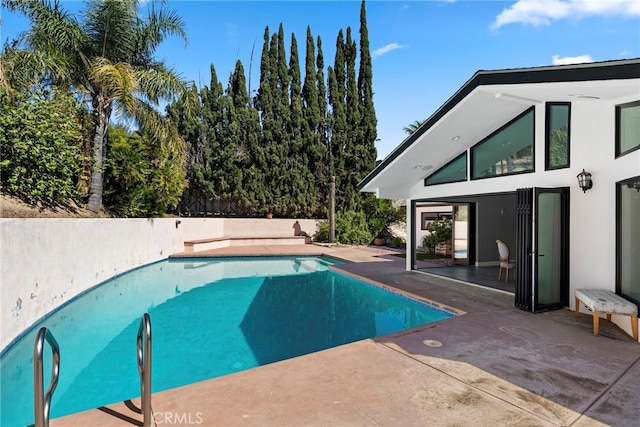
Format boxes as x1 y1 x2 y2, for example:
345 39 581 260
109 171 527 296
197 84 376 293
1 256 454 426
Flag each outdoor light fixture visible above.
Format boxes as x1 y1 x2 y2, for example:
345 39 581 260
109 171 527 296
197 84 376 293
577 169 593 193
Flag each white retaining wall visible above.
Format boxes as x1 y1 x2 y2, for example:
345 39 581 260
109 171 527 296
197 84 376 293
0 217 318 351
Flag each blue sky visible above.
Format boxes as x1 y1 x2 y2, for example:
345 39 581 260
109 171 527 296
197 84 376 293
1 0 639 159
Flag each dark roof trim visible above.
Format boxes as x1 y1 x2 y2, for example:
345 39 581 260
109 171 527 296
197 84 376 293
357 58 640 191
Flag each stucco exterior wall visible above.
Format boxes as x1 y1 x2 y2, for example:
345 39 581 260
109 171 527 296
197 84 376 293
404 99 640 340
0 217 318 352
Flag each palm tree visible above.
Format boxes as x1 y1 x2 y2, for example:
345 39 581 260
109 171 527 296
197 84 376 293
403 119 426 135
4 0 188 212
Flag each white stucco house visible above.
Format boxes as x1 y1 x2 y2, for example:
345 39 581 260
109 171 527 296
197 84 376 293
359 59 639 340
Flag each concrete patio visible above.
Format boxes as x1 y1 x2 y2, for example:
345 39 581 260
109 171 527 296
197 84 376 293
51 244 639 427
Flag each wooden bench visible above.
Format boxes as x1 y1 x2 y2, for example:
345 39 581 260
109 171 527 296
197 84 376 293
574 289 638 340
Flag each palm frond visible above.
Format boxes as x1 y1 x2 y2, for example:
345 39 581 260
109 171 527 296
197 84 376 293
135 63 185 104
83 0 136 61
88 56 137 112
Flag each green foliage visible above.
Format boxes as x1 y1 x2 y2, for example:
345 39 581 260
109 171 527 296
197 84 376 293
315 210 376 245
421 219 452 252
336 210 372 244
167 0 379 219
362 196 404 236
549 127 569 168
316 220 330 242
0 90 85 205
7 0 189 212
104 126 185 217
390 237 405 249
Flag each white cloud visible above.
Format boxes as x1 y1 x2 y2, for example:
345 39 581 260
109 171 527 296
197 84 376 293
491 0 640 29
372 43 406 58
552 54 594 65
619 49 632 56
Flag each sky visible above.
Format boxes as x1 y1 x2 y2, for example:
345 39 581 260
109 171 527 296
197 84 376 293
1 0 639 160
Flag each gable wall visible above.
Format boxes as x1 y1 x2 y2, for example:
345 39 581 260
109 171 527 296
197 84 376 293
406 96 639 337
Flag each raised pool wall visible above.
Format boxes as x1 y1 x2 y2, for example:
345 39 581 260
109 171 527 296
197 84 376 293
0 217 319 352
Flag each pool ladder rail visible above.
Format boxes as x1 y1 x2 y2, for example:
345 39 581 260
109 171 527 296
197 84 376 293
137 312 153 427
33 327 60 427
32 313 153 427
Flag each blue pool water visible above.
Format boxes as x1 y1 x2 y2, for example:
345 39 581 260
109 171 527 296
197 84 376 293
1 256 455 426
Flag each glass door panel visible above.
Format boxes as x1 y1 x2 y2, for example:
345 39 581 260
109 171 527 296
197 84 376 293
453 205 469 265
534 188 568 311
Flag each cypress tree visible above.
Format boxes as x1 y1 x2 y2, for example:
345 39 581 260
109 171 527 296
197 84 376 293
343 27 361 211
201 65 227 205
315 35 330 216
167 83 208 193
254 26 276 213
358 0 378 175
328 29 349 212
287 33 314 216
271 26 289 215
227 60 261 213
302 28 324 175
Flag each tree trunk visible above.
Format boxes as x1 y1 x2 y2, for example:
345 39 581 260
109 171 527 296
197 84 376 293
87 98 110 212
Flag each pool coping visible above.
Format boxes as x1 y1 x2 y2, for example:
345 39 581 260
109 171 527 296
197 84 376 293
46 244 640 426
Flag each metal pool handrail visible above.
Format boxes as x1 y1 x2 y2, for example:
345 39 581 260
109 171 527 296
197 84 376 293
137 313 152 427
34 327 60 427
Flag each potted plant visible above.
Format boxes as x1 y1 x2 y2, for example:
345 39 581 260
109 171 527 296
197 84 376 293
369 218 388 246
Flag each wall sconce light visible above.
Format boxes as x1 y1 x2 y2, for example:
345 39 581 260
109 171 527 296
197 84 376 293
577 169 593 193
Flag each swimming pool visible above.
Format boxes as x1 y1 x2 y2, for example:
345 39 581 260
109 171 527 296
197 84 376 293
1 256 455 426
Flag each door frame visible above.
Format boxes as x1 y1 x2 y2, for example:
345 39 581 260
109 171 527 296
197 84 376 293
452 203 475 266
532 187 570 312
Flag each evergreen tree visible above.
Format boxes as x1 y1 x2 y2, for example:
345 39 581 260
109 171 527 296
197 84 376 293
200 64 226 202
302 27 326 216
287 33 314 216
343 27 361 211
254 26 276 213
273 24 290 215
357 0 378 176
223 61 256 213
315 35 330 216
328 30 347 211
166 82 208 192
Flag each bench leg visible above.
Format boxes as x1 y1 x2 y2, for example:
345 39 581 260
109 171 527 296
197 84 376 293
632 315 638 341
575 297 580 317
606 313 611 321
593 311 600 337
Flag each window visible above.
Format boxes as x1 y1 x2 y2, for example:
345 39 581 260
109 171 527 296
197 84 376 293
546 103 570 169
472 108 534 179
424 152 467 186
616 101 640 157
421 211 453 230
617 176 640 305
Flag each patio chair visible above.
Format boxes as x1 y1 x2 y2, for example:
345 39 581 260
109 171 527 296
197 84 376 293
496 240 516 282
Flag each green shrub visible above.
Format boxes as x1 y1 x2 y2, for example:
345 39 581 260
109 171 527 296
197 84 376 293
314 211 374 244
104 126 185 217
336 210 372 244
316 220 330 242
390 236 405 249
421 219 452 252
0 90 86 205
